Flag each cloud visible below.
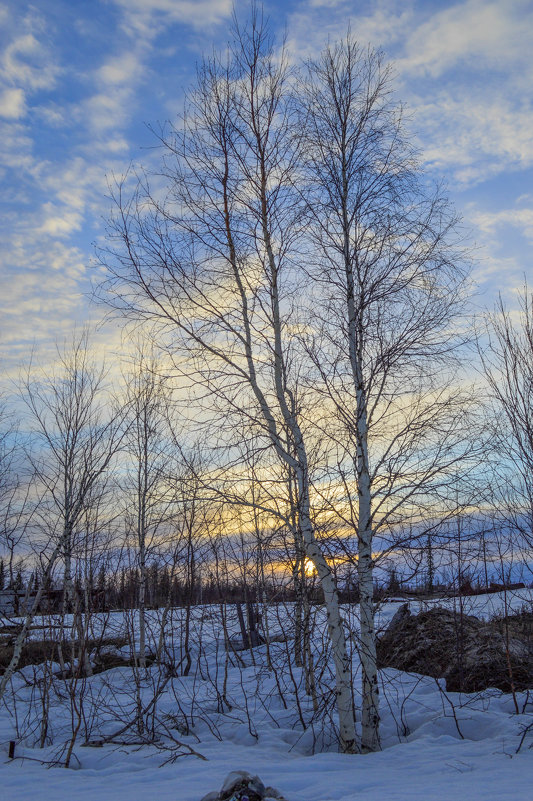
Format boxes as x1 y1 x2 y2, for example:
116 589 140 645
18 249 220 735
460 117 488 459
0 222 131 384
2 32 60 92
37 203 83 238
393 1 533 184
0 239 86 345
0 9 61 175
96 52 144 87
409 90 533 185
398 0 532 78
80 41 152 138
0 87 26 118
0 1 228 382
0 209 124 379
285 1 413 64
285 0 533 186
34 103 66 128
1 0 531 383
80 36 149 139
282 0 533 305
112 0 232 40
469 207 533 244
83 90 132 133
462 199 533 302
307 0 350 7
0 119 34 171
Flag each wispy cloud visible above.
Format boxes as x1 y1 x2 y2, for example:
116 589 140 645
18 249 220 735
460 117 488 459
0 118 34 170
286 0 533 186
2 31 60 92
81 46 149 135
0 87 25 118
0 0 531 377
469 207 533 244
97 52 143 86
397 0 532 78
285 1 413 63
283 0 533 307
0 235 86 352
409 91 533 185
37 203 83 238
112 0 232 39
463 198 533 302
395 0 533 184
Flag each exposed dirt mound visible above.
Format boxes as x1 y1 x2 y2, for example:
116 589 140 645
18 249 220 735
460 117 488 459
0 634 130 676
376 605 533 693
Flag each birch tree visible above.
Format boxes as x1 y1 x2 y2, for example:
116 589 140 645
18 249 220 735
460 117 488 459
480 286 533 575
299 38 475 752
0 397 30 589
100 13 357 752
122 344 174 669
21 332 124 672
99 14 477 753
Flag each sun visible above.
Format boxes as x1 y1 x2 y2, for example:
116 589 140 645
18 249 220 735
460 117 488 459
304 558 317 577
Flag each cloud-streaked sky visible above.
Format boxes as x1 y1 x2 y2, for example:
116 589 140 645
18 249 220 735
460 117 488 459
1 0 532 378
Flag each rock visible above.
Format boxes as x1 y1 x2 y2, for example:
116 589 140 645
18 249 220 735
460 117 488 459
264 789 287 801
219 770 267 801
387 602 411 632
202 771 287 801
377 606 533 693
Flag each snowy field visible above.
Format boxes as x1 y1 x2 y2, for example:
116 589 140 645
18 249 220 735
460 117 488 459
1 589 532 801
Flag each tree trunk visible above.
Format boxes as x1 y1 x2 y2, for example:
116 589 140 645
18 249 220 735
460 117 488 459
299 493 356 753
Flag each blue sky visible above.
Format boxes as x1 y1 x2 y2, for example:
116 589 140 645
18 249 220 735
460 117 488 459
1 0 532 378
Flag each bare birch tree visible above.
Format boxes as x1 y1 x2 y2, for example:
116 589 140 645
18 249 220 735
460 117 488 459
480 286 533 578
298 38 476 751
0 397 30 589
99 12 357 752
98 13 478 753
122 343 174 669
20 332 124 673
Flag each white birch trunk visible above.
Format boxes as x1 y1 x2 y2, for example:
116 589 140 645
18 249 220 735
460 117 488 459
349 309 380 754
263 206 356 752
341 134 381 750
138 535 146 670
303 518 355 749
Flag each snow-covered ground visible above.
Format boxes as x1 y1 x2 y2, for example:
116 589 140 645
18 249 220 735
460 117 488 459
0 590 532 801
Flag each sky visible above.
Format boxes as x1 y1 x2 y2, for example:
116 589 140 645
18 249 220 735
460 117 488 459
1 0 532 382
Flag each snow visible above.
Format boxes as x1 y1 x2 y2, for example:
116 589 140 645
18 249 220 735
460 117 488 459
1 590 532 801
2 728 532 801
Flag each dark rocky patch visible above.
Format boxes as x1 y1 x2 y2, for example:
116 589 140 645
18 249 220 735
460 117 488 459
200 770 287 801
377 604 533 693
0 635 130 676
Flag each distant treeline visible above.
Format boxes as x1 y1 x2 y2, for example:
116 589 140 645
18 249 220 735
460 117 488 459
1 557 529 615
